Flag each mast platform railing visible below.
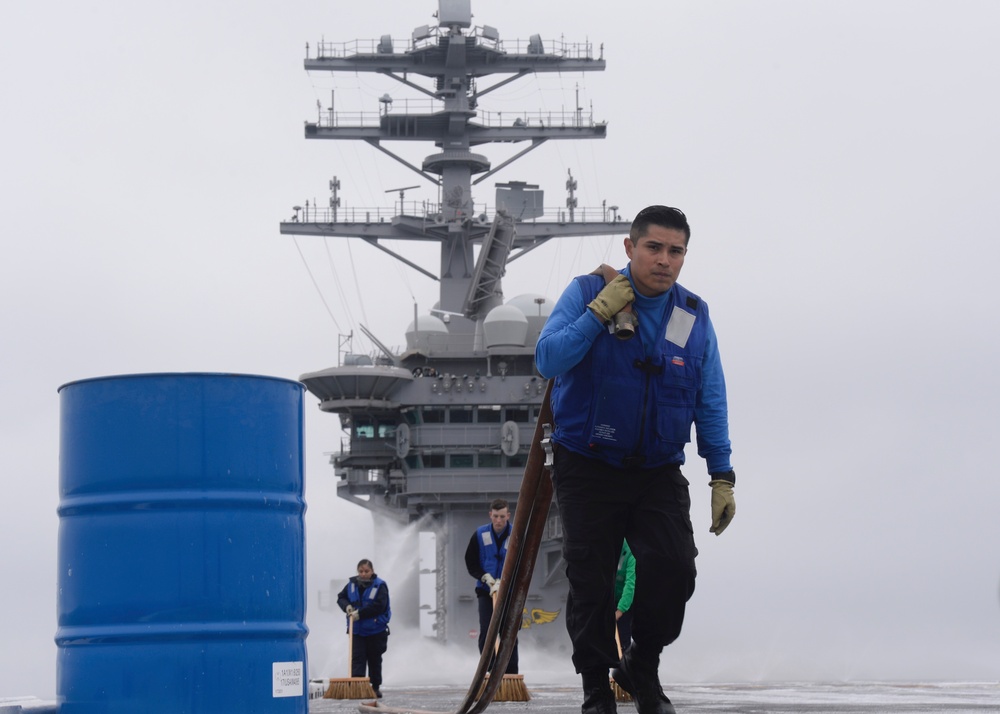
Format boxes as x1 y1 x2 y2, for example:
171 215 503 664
288 202 623 226
309 34 599 61
311 101 602 131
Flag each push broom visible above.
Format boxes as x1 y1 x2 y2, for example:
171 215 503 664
480 590 530 702
324 616 377 699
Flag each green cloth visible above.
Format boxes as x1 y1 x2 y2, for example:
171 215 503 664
614 541 636 612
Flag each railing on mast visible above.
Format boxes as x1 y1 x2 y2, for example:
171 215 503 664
287 202 623 225
310 32 600 61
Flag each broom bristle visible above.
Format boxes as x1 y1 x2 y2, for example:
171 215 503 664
324 676 377 700
610 677 632 703
486 673 531 702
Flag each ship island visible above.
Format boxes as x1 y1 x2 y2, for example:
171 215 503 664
280 0 624 656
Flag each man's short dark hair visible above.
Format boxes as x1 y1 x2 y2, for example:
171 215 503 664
489 498 509 512
629 205 691 244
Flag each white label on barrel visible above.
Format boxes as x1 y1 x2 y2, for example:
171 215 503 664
273 661 304 697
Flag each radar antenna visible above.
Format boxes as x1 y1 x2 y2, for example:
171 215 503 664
386 185 421 216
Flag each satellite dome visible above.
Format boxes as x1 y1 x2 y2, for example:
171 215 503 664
483 304 528 349
405 313 448 353
506 293 552 345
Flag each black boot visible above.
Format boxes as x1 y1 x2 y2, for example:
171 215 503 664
610 645 676 714
580 669 617 714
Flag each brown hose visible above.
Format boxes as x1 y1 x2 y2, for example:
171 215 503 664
454 380 555 714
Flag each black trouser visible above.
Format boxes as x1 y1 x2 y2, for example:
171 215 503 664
477 592 519 673
351 630 389 688
552 447 697 674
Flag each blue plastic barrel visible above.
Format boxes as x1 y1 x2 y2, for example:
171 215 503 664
56 373 308 714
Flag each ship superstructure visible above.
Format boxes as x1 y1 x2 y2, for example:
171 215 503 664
280 0 624 649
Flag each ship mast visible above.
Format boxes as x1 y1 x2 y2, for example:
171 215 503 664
280 0 617 338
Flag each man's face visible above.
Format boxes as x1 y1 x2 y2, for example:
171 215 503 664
357 563 374 580
490 508 509 533
624 225 687 297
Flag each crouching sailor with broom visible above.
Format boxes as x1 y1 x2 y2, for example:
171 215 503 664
334 559 391 699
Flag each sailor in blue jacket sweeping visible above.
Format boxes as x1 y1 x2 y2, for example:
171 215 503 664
536 205 737 714
337 559 391 698
464 498 519 673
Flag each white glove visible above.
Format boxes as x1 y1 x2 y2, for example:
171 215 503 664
481 573 496 589
489 579 500 596
345 604 357 618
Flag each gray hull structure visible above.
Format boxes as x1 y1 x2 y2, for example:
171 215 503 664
280 0 624 652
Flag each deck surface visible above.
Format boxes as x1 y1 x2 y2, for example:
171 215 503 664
309 681 1000 713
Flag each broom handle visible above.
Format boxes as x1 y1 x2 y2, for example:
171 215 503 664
491 591 500 656
614 622 623 658
347 615 354 677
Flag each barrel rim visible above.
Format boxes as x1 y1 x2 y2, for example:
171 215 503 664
57 372 305 393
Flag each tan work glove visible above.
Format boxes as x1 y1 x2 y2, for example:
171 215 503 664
345 605 360 621
709 479 736 535
587 274 634 323
481 573 496 589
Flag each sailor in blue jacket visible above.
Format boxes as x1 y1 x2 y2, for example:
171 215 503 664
337 559 391 697
464 498 519 673
535 205 737 714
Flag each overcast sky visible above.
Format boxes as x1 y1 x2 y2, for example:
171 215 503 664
3 0 1000 700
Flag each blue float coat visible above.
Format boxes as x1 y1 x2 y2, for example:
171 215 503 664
536 265 732 474
470 522 510 596
337 575 391 636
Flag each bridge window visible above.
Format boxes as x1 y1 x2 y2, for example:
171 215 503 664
354 418 375 438
506 407 530 423
478 453 501 468
449 407 474 423
449 454 474 468
423 453 445 468
506 453 527 468
477 406 503 423
421 408 446 424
